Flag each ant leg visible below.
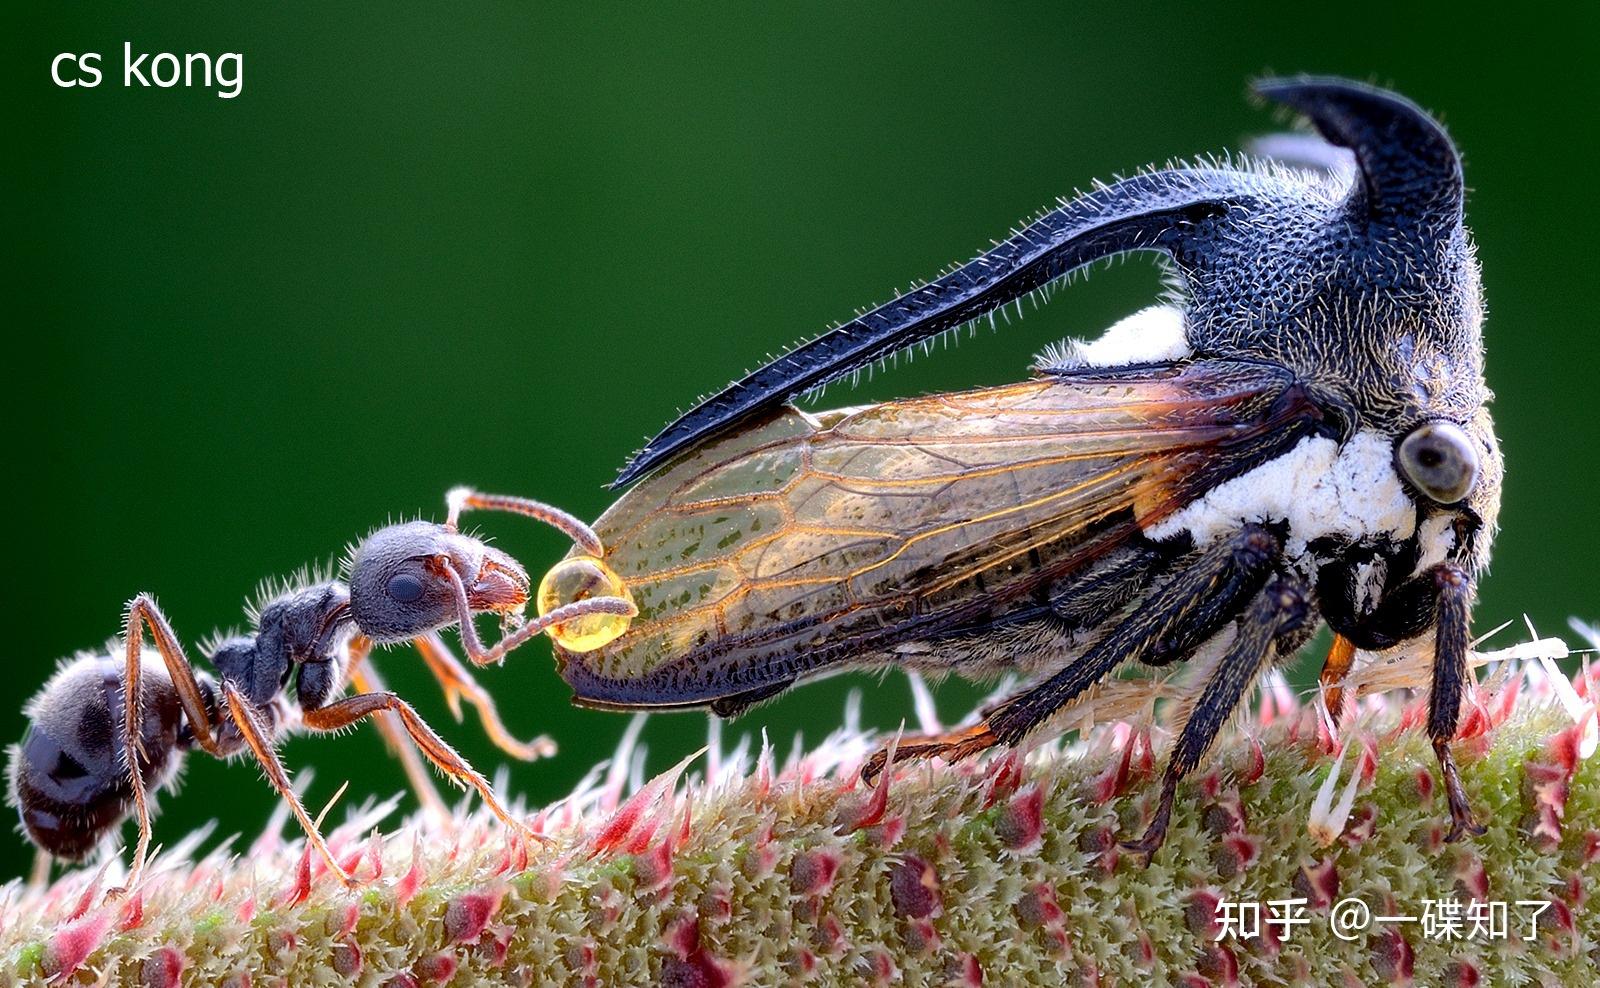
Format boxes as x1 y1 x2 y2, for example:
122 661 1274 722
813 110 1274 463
119 594 225 890
413 631 556 760
862 525 1282 782
1122 579 1310 856
1430 564 1487 842
445 487 604 556
345 635 450 824
219 681 355 886
27 850 49 891
301 691 538 840
437 563 636 666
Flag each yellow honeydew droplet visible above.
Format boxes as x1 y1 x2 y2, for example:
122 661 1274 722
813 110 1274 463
537 555 633 652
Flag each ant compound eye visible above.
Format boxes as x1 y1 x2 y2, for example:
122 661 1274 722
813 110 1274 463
348 521 469 641
537 556 633 653
387 571 426 604
1397 420 1479 504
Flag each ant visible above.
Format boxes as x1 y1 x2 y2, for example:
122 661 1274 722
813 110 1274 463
7 490 636 889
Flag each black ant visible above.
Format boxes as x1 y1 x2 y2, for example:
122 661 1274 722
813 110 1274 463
6 490 636 889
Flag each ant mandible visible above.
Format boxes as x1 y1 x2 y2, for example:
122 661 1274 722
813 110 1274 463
7 490 636 889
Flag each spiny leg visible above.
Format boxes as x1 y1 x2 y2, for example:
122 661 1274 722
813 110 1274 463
445 487 604 556
1122 578 1311 856
344 635 450 824
413 631 555 760
1430 563 1486 842
119 594 225 891
862 524 1283 781
436 561 636 667
300 690 539 841
989 525 1284 741
220 682 355 886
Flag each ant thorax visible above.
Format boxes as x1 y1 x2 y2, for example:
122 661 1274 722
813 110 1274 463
217 580 355 717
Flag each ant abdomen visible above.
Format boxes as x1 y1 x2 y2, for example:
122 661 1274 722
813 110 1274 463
7 655 195 860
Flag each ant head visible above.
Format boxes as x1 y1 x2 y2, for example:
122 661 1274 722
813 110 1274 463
7 655 191 861
347 521 530 643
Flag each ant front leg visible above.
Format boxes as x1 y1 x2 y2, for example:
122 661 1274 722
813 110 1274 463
1430 563 1487 842
300 690 541 841
118 594 226 891
413 631 556 760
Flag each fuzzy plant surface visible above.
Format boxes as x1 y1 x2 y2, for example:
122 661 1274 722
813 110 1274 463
1 630 1597 987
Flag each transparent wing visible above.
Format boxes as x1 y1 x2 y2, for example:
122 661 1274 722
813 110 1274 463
559 359 1324 708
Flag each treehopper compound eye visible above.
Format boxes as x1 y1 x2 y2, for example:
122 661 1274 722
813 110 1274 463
538 556 634 652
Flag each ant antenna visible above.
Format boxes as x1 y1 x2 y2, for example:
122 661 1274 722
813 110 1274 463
440 487 635 659
446 487 604 557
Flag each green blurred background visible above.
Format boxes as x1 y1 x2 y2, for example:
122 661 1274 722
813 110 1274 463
4 4 1596 882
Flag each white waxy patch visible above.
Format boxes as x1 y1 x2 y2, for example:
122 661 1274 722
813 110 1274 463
1353 559 1387 615
1035 304 1192 371
1410 513 1459 578
1144 430 1417 559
